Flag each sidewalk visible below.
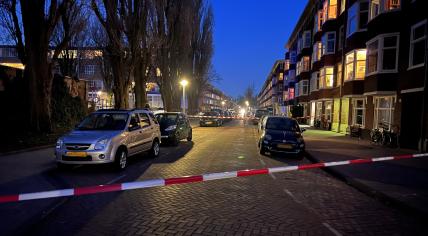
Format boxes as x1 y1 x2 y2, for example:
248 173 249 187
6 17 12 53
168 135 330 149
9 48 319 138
303 128 428 216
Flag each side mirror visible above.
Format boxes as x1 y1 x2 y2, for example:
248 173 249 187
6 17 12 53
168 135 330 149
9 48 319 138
128 124 140 131
301 128 306 132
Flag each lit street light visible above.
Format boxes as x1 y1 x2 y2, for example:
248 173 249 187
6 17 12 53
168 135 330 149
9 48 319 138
245 100 249 107
180 79 188 114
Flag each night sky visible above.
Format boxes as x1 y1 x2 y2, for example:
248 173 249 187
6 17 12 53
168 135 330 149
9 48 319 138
211 0 307 97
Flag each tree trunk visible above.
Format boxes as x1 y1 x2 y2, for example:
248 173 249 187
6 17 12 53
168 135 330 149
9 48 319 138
134 64 147 109
26 51 53 133
110 57 129 109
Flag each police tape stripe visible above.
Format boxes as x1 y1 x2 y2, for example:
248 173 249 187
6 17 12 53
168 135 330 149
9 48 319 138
0 153 427 203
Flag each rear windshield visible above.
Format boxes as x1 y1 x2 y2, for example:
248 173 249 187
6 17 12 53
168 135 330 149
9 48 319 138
266 117 299 131
76 113 128 131
255 110 269 118
155 114 178 126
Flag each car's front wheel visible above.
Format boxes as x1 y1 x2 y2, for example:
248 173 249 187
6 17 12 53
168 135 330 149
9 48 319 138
259 142 267 156
150 139 160 157
114 148 128 170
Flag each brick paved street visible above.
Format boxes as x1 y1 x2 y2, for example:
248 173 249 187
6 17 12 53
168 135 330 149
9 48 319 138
5 120 423 236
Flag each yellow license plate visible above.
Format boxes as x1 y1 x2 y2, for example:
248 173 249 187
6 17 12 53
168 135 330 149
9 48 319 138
206 121 213 124
277 144 292 149
66 152 87 157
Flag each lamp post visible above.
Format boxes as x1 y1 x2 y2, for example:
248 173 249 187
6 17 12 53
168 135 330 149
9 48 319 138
180 79 188 114
221 101 226 111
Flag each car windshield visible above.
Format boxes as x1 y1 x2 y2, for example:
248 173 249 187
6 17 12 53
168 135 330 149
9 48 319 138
203 111 219 116
265 117 299 131
156 114 178 126
76 113 128 131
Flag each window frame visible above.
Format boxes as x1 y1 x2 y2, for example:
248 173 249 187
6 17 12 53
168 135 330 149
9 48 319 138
344 49 367 81
408 20 427 70
319 66 335 89
366 33 400 76
352 98 366 127
373 96 395 129
303 31 312 48
347 1 369 38
322 31 336 55
369 0 401 22
310 72 320 93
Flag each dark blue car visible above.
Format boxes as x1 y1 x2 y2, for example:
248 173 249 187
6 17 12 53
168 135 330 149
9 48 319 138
258 116 306 158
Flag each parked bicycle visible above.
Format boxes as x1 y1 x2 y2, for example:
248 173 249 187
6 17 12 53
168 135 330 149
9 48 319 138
370 122 399 148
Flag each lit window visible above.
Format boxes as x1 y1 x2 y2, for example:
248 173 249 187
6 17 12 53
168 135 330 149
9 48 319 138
279 73 284 81
352 99 365 127
320 67 334 89
409 20 426 69
347 1 369 38
284 59 290 70
323 0 338 22
369 0 400 20
374 96 395 129
84 65 96 75
345 49 367 81
289 87 295 100
366 34 399 74
336 63 342 86
340 0 346 14
322 32 336 55
302 56 310 72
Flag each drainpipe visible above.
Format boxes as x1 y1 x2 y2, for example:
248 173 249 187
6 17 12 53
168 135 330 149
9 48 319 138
419 22 428 152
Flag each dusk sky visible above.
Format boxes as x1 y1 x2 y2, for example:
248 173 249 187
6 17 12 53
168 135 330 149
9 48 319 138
211 1 307 98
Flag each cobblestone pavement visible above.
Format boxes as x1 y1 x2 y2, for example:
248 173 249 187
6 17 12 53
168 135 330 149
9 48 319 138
20 120 428 235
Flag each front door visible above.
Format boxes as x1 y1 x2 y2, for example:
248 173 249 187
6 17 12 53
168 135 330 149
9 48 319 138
128 113 143 155
139 113 154 151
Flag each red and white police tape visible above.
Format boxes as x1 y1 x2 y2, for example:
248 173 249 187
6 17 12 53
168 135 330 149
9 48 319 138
0 153 427 203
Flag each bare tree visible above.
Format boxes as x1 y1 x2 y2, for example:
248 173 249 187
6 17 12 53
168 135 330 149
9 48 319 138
0 0 78 132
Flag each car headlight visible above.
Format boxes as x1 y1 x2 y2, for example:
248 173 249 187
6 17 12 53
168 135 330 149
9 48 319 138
300 143 305 148
165 125 177 131
264 134 272 141
56 139 63 149
94 138 109 150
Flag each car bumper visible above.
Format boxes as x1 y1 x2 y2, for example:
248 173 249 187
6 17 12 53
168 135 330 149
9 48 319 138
200 121 219 126
262 141 305 154
55 148 114 164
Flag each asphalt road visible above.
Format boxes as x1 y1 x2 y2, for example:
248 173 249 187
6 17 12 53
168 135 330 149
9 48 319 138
0 120 426 235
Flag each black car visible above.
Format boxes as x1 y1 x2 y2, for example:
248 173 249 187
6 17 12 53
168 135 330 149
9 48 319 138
258 116 305 157
200 111 223 127
252 109 270 125
156 112 192 145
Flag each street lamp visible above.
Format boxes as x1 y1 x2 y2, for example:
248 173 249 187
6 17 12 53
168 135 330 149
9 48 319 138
180 79 188 114
221 100 226 110
245 100 249 107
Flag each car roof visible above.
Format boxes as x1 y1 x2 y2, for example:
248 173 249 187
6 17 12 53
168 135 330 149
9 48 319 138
95 109 151 114
266 116 297 121
156 112 183 115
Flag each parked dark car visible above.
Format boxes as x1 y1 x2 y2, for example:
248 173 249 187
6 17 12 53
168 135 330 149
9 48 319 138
200 111 223 127
258 116 305 158
156 112 192 145
252 109 270 125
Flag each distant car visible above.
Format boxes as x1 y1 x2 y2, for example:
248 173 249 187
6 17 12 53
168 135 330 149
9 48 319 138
200 111 222 127
55 109 161 170
156 112 192 145
258 116 305 158
252 109 270 125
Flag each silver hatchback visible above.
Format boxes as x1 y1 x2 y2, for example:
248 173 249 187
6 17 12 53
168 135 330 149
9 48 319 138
55 109 161 170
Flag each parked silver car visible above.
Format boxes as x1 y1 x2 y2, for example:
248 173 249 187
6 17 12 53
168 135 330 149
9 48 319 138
55 109 161 170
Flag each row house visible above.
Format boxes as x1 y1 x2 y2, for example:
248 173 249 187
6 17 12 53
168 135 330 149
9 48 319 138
257 60 285 115
283 0 427 150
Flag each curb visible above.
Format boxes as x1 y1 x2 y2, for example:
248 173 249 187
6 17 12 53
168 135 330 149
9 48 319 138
305 151 428 219
0 144 54 157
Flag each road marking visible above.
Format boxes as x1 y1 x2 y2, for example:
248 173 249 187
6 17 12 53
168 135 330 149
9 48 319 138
283 188 299 203
322 223 342 236
106 174 126 185
259 159 266 166
269 173 277 180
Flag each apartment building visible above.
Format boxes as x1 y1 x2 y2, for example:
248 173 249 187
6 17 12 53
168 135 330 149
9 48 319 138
282 0 427 150
257 60 286 115
199 86 228 112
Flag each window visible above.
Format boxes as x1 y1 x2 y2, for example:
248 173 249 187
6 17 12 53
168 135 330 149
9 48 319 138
347 1 369 37
1 48 18 57
338 25 344 50
129 114 141 130
290 51 297 64
366 34 399 74
323 0 338 22
302 56 310 72
322 32 336 55
340 0 346 14
312 42 322 63
352 99 365 126
409 20 426 68
284 59 290 70
295 83 300 97
84 65 95 75
303 31 312 48
374 96 395 129
345 49 367 81
139 113 151 128
336 63 343 86
325 101 333 122
297 36 303 52
279 73 284 81
369 0 400 20
288 87 295 100
320 67 334 89
300 80 309 95
316 102 323 121
310 72 320 92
